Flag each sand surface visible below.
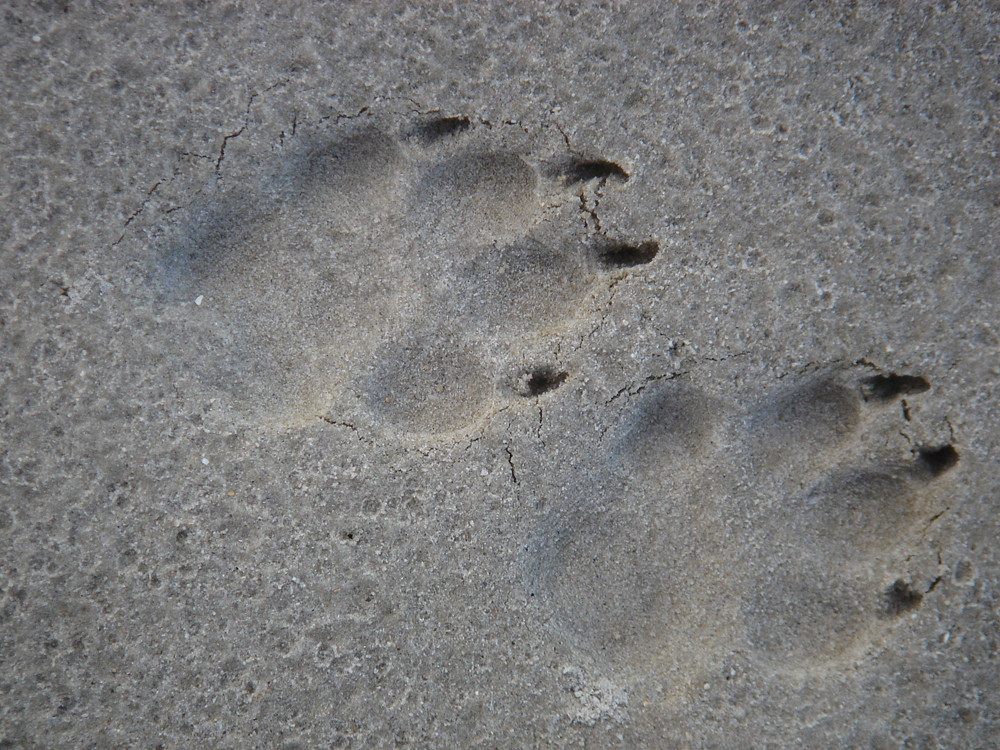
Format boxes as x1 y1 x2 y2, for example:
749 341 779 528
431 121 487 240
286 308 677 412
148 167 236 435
2 2 999 747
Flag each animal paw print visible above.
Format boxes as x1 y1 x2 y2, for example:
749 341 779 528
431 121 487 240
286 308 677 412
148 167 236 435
527 368 959 689
158 109 655 431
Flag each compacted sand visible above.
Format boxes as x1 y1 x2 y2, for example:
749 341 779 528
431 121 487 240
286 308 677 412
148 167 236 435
2 3 998 747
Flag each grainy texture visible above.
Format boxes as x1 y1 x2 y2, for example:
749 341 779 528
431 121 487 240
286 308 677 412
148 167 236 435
1 2 998 747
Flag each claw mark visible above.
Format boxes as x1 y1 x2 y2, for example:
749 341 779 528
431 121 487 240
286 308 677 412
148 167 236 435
861 373 930 402
520 369 568 397
563 158 629 185
414 115 471 143
916 444 959 477
884 579 923 616
597 240 659 268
